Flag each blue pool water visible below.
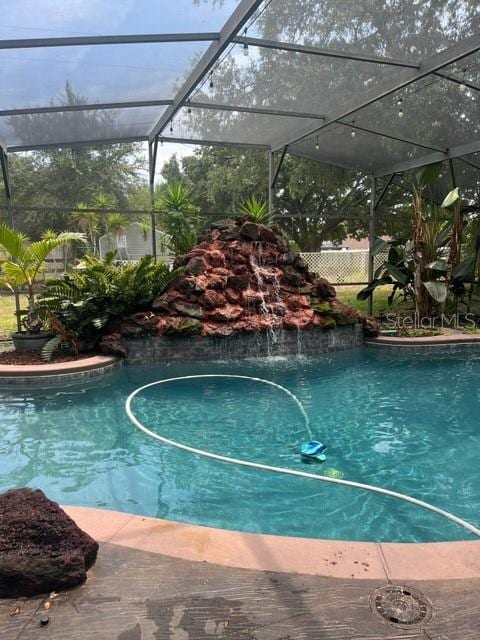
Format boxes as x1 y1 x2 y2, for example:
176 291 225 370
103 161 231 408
1 346 479 542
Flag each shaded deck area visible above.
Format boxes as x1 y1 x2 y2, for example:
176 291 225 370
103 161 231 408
1 540 479 640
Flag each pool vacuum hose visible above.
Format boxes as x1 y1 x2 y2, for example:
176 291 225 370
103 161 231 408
125 374 480 539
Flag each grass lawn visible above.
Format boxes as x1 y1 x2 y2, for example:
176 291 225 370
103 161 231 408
335 284 407 315
0 292 27 338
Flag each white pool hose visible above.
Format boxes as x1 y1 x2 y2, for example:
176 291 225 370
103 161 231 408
125 374 480 539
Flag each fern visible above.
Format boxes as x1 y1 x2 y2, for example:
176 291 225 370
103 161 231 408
37 255 181 348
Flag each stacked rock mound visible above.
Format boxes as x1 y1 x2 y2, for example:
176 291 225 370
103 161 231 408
101 218 377 354
0 488 98 597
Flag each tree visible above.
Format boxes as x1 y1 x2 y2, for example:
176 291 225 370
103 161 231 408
172 146 407 250
70 204 100 255
4 83 144 239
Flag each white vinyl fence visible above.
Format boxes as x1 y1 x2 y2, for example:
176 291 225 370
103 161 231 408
301 250 388 283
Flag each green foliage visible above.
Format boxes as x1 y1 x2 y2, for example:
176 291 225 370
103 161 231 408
358 231 475 308
415 163 443 188
237 196 270 223
37 254 181 347
157 182 200 254
168 147 404 251
5 84 143 239
358 238 415 305
441 187 461 209
0 223 86 332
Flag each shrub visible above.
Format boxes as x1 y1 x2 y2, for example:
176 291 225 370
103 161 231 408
38 253 181 348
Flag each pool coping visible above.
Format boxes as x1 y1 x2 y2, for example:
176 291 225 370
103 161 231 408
367 333 480 346
63 505 480 582
0 355 121 383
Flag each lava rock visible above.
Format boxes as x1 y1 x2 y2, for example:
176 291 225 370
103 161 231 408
280 250 299 266
204 249 225 268
258 225 278 244
0 488 98 598
292 255 308 272
99 332 128 357
224 288 242 304
104 217 367 342
282 266 305 287
162 317 203 335
203 323 235 337
152 290 182 312
199 289 226 309
239 221 261 240
283 309 314 329
362 315 380 337
207 274 227 291
207 304 244 323
176 276 202 296
313 277 337 300
226 274 250 290
171 301 204 319
185 256 205 276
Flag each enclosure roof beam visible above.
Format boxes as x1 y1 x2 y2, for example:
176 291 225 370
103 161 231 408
148 0 265 141
0 32 219 49
271 33 480 152
157 135 269 149
433 70 480 93
234 36 420 69
7 134 269 153
189 101 325 120
7 136 148 152
458 156 480 171
0 99 325 121
373 139 480 177
271 146 288 188
338 121 447 153
0 100 174 117
374 174 395 210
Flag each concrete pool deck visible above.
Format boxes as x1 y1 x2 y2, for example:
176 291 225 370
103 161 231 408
62 506 480 583
1 506 479 639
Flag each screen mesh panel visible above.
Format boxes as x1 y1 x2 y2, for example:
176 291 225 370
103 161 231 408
250 0 480 59
1 106 165 147
196 43 413 119
0 0 477 183
289 124 430 173
0 0 240 38
0 42 210 111
161 105 318 146
350 75 479 153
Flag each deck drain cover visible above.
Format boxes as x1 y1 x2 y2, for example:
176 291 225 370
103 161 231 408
369 585 432 629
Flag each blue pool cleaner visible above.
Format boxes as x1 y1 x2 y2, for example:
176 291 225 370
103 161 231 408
300 440 327 462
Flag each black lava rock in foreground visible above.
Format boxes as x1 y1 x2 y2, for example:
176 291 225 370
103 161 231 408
0 488 98 598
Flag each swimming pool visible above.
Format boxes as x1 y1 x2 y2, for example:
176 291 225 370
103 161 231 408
1 346 479 542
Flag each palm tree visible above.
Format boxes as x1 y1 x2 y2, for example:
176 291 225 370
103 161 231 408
0 223 85 332
106 213 130 258
71 203 99 255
